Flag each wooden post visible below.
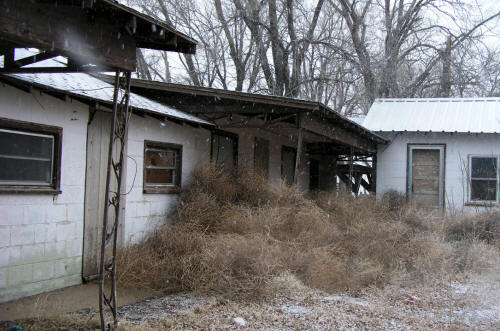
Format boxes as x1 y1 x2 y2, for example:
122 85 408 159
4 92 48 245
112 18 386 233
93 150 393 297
294 125 304 186
372 153 377 194
349 146 354 194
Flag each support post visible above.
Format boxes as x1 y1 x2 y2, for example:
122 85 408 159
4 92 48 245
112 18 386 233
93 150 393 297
294 127 304 186
349 146 354 194
98 70 132 330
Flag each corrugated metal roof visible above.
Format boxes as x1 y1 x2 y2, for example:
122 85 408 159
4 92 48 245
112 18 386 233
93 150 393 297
363 98 500 133
6 72 212 126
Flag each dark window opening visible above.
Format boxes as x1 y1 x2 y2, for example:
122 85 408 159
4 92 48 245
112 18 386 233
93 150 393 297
470 156 498 202
254 137 270 178
144 141 182 194
0 118 62 193
309 159 320 191
211 131 238 170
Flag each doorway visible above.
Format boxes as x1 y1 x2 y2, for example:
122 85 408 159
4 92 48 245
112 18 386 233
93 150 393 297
407 145 445 209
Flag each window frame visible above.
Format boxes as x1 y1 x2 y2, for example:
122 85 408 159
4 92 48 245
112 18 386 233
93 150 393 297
468 155 499 204
143 140 182 194
253 136 270 178
210 130 238 169
0 117 62 194
406 144 446 209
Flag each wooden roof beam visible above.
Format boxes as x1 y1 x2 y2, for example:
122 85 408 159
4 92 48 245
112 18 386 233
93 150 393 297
300 115 377 153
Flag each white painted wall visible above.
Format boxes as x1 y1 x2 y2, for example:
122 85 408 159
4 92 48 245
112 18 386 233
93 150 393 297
0 85 88 303
376 132 500 212
124 115 211 244
0 85 316 303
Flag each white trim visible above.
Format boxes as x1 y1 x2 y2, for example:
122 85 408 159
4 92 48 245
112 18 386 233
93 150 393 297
468 155 499 203
407 145 445 209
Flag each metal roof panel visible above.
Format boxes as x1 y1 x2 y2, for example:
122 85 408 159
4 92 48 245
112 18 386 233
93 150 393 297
363 98 500 133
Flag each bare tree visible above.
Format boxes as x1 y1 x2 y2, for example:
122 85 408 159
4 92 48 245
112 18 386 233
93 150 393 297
329 0 500 110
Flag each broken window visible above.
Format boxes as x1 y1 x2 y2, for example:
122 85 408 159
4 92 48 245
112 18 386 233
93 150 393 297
144 141 182 193
254 137 269 177
211 131 238 170
0 118 61 193
469 156 498 202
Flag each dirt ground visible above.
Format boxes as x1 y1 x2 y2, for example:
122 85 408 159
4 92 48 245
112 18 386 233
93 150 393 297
1 272 500 330
0 282 160 322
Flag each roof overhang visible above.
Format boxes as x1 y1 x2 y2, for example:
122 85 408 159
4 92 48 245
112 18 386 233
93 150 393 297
0 0 197 73
0 73 212 128
97 77 387 155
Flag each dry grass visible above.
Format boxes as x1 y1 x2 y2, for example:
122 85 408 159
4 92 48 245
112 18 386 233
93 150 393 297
116 163 500 299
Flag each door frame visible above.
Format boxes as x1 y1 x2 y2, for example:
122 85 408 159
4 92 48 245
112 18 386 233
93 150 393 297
406 144 446 209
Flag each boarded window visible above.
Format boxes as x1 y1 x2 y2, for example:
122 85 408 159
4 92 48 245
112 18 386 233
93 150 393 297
144 141 182 193
254 137 269 177
470 156 498 202
281 146 296 186
211 131 238 170
0 118 61 193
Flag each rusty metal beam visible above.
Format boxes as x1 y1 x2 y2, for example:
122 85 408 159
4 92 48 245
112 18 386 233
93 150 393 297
98 70 132 330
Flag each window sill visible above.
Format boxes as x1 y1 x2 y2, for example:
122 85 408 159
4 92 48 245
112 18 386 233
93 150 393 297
143 186 181 194
0 186 61 194
464 202 500 207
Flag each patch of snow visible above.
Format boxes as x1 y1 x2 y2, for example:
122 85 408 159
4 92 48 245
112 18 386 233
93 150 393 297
324 294 369 307
233 317 246 326
281 303 310 315
450 281 470 294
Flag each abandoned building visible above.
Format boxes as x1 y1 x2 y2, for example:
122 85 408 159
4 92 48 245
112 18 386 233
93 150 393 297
364 98 500 211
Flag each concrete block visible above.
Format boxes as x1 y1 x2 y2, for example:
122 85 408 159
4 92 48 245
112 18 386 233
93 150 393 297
136 202 150 217
53 259 68 278
23 205 46 224
125 202 137 218
10 226 35 246
53 258 81 278
7 264 33 286
8 245 21 266
21 244 45 264
66 257 82 276
67 204 84 223
62 167 86 186
127 140 144 157
66 239 82 258
0 227 10 248
34 223 49 244
32 261 55 282
0 248 8 267
56 222 75 241
0 268 6 288
74 221 84 240
52 187 84 205
46 204 67 223
46 222 57 242
0 206 23 225
44 242 66 260
56 241 67 259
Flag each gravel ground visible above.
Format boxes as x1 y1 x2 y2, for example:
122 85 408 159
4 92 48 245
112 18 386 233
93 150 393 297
115 272 500 330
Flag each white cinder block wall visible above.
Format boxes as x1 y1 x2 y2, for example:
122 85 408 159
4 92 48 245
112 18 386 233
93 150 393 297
0 85 88 302
124 115 211 244
376 132 500 211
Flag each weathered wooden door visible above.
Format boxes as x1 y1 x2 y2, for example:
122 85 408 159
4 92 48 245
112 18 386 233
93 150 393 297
254 137 270 177
83 111 111 280
408 145 445 209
